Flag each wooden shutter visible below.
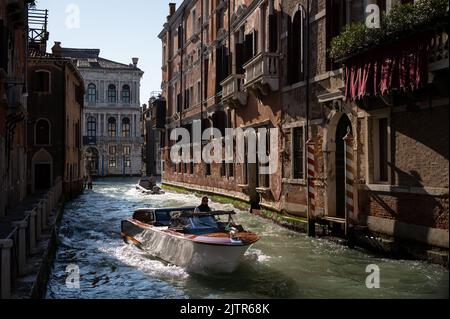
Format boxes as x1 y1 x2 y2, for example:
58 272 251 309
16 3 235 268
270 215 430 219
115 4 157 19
235 42 244 73
244 33 253 64
0 22 9 71
269 14 278 52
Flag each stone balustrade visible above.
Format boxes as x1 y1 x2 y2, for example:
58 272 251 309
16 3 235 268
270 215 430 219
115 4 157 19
0 178 63 299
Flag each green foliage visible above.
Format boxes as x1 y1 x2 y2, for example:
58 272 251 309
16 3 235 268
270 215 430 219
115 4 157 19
329 0 449 60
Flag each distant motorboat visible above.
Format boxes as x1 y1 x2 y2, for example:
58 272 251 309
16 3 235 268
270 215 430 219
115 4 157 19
136 177 165 195
121 207 260 273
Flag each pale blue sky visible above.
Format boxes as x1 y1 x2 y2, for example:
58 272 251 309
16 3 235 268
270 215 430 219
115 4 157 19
34 0 183 104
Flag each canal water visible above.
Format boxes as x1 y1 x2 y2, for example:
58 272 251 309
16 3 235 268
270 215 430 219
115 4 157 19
46 178 448 299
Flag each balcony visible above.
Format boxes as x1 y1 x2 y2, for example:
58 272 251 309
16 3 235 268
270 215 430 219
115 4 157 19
220 74 248 107
243 52 280 96
97 136 144 144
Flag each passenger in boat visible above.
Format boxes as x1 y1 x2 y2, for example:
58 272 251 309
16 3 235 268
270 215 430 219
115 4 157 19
194 196 212 214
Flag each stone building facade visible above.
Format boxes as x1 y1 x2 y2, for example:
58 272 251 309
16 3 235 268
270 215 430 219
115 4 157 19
159 0 448 254
57 45 144 177
27 47 85 198
0 0 30 217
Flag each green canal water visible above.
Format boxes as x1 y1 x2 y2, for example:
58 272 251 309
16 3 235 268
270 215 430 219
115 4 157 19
45 178 449 299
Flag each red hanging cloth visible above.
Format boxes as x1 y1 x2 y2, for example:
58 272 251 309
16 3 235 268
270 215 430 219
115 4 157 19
344 34 430 101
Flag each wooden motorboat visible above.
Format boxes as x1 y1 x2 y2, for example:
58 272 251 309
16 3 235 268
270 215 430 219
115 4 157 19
136 177 165 195
121 207 260 273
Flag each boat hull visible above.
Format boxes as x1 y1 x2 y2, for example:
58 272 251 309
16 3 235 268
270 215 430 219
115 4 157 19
121 220 254 273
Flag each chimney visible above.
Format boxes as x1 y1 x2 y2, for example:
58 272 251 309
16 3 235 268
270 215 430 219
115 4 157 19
132 58 139 68
169 3 176 16
52 41 62 57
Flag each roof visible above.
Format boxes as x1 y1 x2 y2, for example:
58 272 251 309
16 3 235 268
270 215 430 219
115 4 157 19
59 47 143 72
28 49 85 85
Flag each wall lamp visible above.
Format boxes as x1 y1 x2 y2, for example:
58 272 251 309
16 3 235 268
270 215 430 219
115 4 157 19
4 81 28 97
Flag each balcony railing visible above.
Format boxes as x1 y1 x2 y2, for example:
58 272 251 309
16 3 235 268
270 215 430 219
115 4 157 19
220 74 248 107
243 52 280 94
97 136 143 144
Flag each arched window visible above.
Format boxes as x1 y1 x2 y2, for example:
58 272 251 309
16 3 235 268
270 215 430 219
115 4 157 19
107 84 117 103
108 117 117 137
87 116 97 137
122 85 131 103
88 83 97 103
288 7 306 84
34 70 51 93
122 118 131 137
35 119 51 145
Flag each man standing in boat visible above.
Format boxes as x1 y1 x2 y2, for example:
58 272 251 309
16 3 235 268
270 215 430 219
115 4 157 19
194 196 212 214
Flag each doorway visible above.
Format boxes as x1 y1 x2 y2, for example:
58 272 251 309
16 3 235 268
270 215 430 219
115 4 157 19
335 115 352 218
34 164 51 191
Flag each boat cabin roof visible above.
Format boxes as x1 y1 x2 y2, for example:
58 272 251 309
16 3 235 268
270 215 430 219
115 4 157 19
132 207 236 228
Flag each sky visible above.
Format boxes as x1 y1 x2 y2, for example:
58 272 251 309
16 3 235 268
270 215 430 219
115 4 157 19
34 0 184 105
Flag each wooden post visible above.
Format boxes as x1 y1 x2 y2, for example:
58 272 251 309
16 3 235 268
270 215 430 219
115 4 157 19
12 220 27 276
35 203 42 240
40 199 48 231
307 139 316 237
0 239 13 299
26 210 37 253
343 132 355 236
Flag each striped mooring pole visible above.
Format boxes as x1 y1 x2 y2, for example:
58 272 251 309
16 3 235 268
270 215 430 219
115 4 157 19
343 132 355 236
307 139 316 236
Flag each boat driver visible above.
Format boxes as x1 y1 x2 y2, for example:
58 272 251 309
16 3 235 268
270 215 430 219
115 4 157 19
194 196 212 214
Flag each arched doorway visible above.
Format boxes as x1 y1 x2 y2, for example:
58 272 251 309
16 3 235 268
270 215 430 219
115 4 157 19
335 115 352 218
32 149 53 193
85 147 99 176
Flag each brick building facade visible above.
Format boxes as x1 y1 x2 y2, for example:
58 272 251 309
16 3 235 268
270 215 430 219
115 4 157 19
0 0 31 217
159 0 448 252
27 46 85 198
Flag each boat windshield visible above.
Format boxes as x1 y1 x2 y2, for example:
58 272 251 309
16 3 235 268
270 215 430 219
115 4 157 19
189 216 218 228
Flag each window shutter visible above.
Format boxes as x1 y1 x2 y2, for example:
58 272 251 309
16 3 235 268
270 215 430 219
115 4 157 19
0 22 9 71
215 46 223 93
253 30 258 56
244 33 253 64
235 42 244 74
269 14 278 52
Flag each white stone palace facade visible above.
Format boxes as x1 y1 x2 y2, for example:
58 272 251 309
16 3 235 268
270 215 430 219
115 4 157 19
59 45 144 176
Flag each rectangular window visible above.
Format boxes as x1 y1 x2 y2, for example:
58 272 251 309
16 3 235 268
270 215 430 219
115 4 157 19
326 0 349 71
109 157 116 168
228 163 234 178
221 161 226 177
125 157 131 168
192 9 196 35
109 146 117 155
205 163 211 176
34 71 51 93
378 118 389 182
124 146 131 156
293 127 304 179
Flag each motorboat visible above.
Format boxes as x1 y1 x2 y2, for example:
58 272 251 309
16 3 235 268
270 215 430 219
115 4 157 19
121 207 260 273
136 177 165 195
